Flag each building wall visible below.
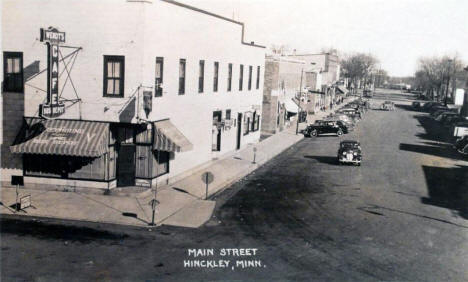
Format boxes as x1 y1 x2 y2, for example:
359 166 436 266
261 57 303 135
2 0 265 185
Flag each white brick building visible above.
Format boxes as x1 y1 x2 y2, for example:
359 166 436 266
1 0 265 190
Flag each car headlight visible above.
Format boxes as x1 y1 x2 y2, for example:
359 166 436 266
353 152 357 156
342 152 346 155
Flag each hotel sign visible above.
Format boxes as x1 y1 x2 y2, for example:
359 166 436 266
39 27 66 118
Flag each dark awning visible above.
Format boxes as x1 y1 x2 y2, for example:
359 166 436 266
153 119 193 152
335 86 348 94
10 118 109 157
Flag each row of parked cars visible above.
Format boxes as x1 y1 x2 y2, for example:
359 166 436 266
412 101 468 156
303 99 369 165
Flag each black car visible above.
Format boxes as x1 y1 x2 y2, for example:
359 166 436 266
337 140 362 165
454 136 468 155
304 120 346 137
412 101 421 109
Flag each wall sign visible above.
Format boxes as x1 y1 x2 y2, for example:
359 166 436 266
39 27 66 118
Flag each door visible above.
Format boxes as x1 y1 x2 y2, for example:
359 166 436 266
117 145 136 187
236 113 242 150
212 111 222 151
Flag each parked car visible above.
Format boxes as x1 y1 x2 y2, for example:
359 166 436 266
431 109 453 118
337 140 362 165
412 101 421 109
435 112 458 122
428 105 449 114
381 101 395 111
452 121 468 138
337 108 362 120
454 135 468 155
328 114 355 129
422 102 444 111
443 115 465 127
304 120 346 137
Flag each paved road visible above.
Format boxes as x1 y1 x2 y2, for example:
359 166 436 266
2 90 467 281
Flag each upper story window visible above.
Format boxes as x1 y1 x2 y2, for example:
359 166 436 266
213 62 219 92
179 59 186 95
239 64 244 91
227 63 232 92
199 60 204 93
256 66 260 89
248 65 253 90
226 109 231 120
155 57 163 97
3 52 23 92
103 56 124 97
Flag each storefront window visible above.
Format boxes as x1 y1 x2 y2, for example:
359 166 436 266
153 150 169 177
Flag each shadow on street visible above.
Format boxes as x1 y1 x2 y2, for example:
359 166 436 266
421 165 468 219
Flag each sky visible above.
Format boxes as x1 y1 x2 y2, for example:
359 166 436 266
178 0 468 77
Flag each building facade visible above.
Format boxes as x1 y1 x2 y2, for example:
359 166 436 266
261 56 304 135
1 0 265 190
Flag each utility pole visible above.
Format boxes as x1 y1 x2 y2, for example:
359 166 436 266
445 59 452 106
296 69 303 135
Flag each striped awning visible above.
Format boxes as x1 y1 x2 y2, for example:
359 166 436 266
10 118 109 157
153 119 193 152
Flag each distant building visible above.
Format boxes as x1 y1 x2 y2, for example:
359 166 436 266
1 0 265 191
261 56 306 135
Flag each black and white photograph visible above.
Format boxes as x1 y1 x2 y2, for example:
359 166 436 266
1 0 467 281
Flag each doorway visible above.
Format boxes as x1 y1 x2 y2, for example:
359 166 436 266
117 144 136 187
236 112 242 150
212 111 222 151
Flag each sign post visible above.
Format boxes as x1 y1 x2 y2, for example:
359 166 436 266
11 176 24 212
201 172 214 200
149 199 159 226
253 147 257 164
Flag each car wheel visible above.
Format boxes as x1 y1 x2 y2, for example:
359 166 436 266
337 129 343 136
311 130 318 136
357 162 361 166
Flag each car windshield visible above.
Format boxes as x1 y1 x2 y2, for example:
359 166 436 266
341 142 359 149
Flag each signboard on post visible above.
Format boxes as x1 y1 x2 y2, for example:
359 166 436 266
39 27 66 118
20 195 31 210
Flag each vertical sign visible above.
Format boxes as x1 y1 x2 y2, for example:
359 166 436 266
39 27 66 117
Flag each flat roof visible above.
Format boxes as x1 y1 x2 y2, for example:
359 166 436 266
161 0 265 48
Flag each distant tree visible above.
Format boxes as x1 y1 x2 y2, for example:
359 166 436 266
414 55 464 102
340 53 378 92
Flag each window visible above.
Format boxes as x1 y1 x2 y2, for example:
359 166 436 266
153 150 169 177
244 115 250 135
103 56 124 97
213 62 219 92
248 65 252 90
155 57 163 97
252 112 260 131
3 52 23 92
256 66 260 89
179 59 186 95
239 64 244 91
226 109 231 120
227 63 232 91
199 60 204 93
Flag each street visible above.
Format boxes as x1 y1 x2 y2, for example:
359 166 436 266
2 90 467 281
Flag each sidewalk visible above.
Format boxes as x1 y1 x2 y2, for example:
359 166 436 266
0 96 355 228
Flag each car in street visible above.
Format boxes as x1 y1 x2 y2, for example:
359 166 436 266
435 112 458 122
304 120 346 137
412 101 421 109
337 108 362 120
337 140 362 165
454 135 468 155
428 105 449 115
380 101 395 111
421 102 444 111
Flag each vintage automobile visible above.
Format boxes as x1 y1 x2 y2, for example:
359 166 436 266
435 112 458 122
304 120 346 137
337 108 362 120
337 140 362 165
380 101 395 111
454 135 468 155
421 102 444 111
412 101 421 109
